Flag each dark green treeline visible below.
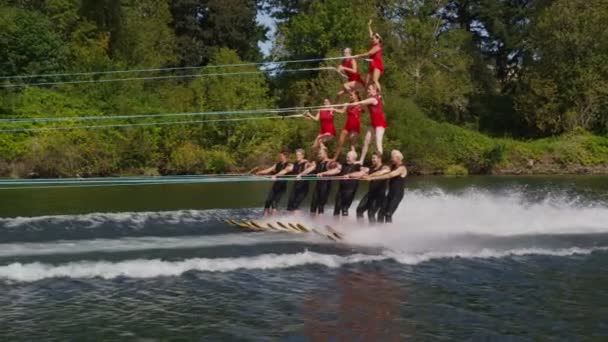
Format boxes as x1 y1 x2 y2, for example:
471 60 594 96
1 0 607 177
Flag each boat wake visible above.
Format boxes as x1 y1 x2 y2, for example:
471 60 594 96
1 247 606 283
1 188 608 282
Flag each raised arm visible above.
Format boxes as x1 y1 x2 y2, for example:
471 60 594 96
368 19 374 39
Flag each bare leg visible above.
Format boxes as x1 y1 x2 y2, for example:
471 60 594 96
349 133 358 152
332 130 348 160
373 69 382 94
358 129 374 164
365 73 372 87
375 127 385 155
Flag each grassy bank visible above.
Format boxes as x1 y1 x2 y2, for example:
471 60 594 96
387 97 608 175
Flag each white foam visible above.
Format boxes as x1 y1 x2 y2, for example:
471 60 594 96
0 209 230 229
1 247 605 282
0 233 312 258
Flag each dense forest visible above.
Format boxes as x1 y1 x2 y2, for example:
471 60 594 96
0 0 607 177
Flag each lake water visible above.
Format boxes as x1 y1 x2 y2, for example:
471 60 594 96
1 176 607 340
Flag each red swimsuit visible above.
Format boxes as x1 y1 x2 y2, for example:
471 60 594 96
369 42 384 75
319 109 336 136
367 95 388 128
344 105 362 134
341 58 364 85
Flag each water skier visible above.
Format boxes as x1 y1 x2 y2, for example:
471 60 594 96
256 151 293 216
363 150 407 223
356 152 390 223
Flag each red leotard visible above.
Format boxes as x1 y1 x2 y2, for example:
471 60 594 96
344 105 362 134
369 42 384 74
367 95 388 128
341 58 364 85
319 109 336 136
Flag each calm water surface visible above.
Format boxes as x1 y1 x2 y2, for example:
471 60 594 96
1 176 607 340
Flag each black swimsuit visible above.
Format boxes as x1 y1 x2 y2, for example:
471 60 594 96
287 161 309 211
380 165 405 223
333 163 361 216
264 162 288 210
310 160 331 214
356 165 388 222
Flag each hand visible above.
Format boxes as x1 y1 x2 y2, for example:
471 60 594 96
368 19 373 26
361 175 371 181
336 65 344 72
271 175 277 180
316 173 324 178
296 175 302 180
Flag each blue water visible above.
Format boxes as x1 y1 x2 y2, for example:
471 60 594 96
1 176 607 340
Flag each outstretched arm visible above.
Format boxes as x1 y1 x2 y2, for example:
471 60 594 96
368 19 374 39
333 106 346 114
272 163 294 178
318 164 342 177
350 97 378 107
339 59 358 74
305 110 320 121
365 166 407 181
355 45 381 59
297 161 317 179
256 164 277 175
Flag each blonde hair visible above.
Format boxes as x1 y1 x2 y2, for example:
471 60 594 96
391 150 403 161
347 150 358 160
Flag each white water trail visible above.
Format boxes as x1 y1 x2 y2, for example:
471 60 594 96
0 209 241 229
0 233 312 258
1 247 605 283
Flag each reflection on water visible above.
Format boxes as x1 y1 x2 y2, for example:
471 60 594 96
303 270 409 341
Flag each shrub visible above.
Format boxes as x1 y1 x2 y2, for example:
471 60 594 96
444 164 469 176
166 142 205 174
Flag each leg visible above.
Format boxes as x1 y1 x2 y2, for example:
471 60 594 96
271 188 286 215
358 129 374 164
292 185 309 211
382 192 404 223
341 185 359 216
318 183 331 215
374 127 385 155
310 185 319 215
368 195 383 223
365 72 372 87
356 193 371 220
312 135 321 150
373 69 382 94
349 132 358 152
320 134 333 151
333 189 343 216
333 130 348 160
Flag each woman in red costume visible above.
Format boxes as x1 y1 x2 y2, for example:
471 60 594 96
354 20 384 94
349 84 387 164
305 98 338 150
336 48 365 101
332 91 362 161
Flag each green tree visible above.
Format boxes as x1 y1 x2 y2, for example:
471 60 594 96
0 6 67 78
170 0 266 66
515 0 608 135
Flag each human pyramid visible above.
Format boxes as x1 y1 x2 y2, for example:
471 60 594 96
256 20 407 224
